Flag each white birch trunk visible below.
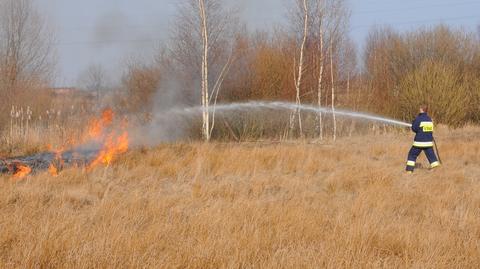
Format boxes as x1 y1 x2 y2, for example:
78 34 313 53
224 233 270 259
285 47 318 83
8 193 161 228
209 50 234 137
330 39 336 141
290 0 308 137
199 0 210 141
346 72 350 99
317 28 324 140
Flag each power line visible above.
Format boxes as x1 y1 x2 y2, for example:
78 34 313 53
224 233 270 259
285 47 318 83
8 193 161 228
56 14 479 46
354 0 480 15
52 1 480 46
56 38 164 47
351 15 479 30
64 24 167 32
56 1 480 32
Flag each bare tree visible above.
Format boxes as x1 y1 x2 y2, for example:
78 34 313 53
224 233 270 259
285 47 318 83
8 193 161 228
198 0 210 141
337 37 357 136
0 0 55 102
289 0 309 137
329 40 336 141
121 60 161 119
288 0 349 139
78 64 107 106
170 0 237 141
311 1 328 140
340 38 356 101
317 28 324 140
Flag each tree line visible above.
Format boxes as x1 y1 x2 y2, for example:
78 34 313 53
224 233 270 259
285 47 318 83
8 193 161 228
1 0 480 142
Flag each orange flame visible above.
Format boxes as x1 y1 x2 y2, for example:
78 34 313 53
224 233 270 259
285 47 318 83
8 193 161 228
8 108 128 179
86 109 129 169
13 164 32 178
86 109 114 141
89 131 129 168
47 146 64 177
48 164 58 177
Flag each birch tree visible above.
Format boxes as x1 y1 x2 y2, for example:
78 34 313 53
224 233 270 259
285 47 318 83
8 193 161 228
198 0 210 141
317 28 324 139
330 40 336 141
312 0 349 139
289 0 309 137
289 0 349 139
312 1 327 140
170 0 236 141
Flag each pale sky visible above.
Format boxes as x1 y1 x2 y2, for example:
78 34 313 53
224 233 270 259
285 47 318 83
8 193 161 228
37 0 480 87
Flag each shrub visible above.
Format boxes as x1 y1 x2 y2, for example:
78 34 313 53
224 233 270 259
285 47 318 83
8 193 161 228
398 61 470 127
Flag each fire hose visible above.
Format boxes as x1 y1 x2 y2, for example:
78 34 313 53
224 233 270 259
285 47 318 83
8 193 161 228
433 137 442 164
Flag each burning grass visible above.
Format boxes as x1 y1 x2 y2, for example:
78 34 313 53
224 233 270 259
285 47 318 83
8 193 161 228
1 127 480 268
0 108 129 178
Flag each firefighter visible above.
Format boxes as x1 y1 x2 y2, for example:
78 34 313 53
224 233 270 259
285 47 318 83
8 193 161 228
406 104 440 173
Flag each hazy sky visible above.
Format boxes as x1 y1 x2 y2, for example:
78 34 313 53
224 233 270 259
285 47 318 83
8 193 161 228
37 0 480 87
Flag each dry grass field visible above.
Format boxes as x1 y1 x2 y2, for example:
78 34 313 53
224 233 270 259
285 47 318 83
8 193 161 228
1 126 480 268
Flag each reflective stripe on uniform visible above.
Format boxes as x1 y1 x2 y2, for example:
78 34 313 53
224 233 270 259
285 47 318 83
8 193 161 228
413 141 434 147
431 161 440 168
407 161 416 167
420 121 434 132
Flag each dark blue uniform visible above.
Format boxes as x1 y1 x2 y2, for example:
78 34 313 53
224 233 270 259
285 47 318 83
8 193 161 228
406 113 440 172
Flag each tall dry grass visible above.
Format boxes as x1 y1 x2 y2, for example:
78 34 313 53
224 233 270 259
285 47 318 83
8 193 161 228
0 101 97 156
1 126 480 268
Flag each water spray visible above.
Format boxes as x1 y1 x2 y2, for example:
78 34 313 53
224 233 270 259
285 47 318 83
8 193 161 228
167 101 412 127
